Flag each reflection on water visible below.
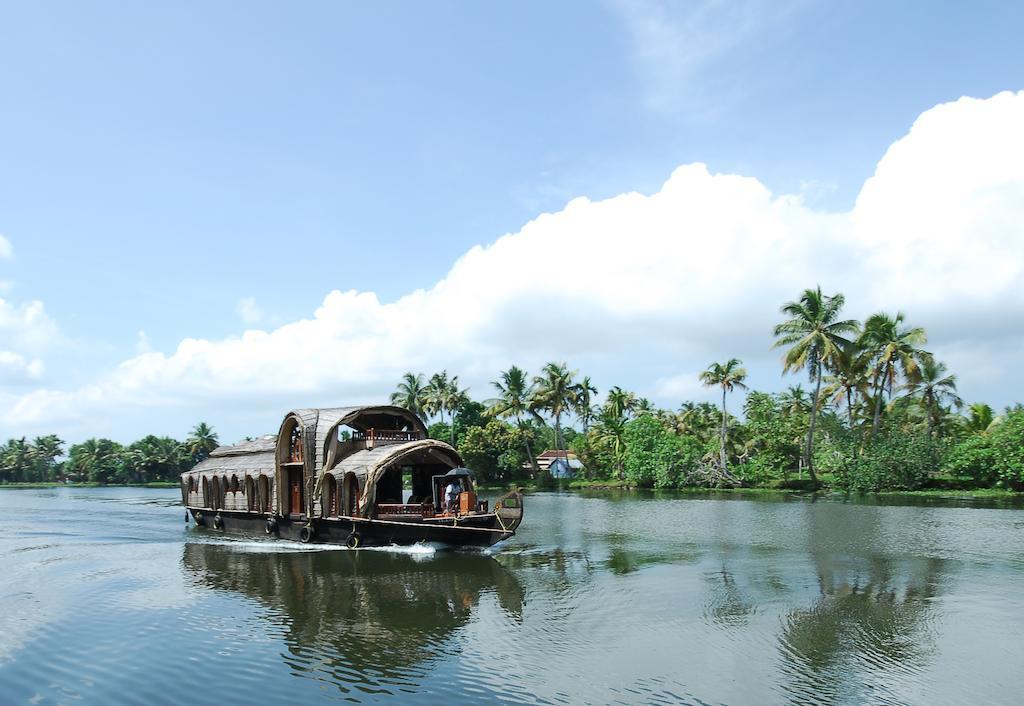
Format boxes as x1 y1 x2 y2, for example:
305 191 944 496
181 542 524 692
1 487 1023 704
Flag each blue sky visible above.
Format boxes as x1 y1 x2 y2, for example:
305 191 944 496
2 1 1023 443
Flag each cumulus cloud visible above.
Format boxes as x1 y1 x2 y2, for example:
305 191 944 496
2 91 1024 438
0 351 44 385
0 234 11 259
0 298 58 351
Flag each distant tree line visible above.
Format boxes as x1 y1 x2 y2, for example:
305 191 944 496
391 287 1024 492
5 287 1022 493
0 423 219 484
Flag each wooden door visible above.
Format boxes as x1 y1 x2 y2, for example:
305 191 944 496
289 468 304 516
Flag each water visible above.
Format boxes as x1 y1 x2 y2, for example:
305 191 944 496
2 488 1023 705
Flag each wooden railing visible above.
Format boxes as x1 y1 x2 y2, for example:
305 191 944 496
351 429 421 448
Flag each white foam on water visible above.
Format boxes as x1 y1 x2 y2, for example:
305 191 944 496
185 537 347 553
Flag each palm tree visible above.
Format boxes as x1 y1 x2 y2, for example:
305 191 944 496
699 359 748 470
773 287 857 485
390 372 427 420
443 376 470 447
595 407 627 480
532 362 577 461
859 312 928 439
573 376 598 433
822 345 870 427
487 365 539 472
777 385 810 417
186 422 219 463
965 402 996 435
605 386 638 420
903 357 962 437
423 371 450 426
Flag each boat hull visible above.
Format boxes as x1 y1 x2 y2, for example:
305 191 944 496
187 508 514 548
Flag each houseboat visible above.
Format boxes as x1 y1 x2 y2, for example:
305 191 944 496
181 405 524 548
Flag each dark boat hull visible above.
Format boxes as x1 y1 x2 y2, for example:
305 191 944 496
187 508 514 548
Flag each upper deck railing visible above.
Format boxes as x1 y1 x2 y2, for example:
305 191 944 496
350 429 422 448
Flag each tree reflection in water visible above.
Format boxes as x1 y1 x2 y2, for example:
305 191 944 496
181 543 524 695
776 507 946 704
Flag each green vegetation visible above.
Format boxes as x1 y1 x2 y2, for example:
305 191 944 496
393 287 1023 495
4 288 1022 496
0 423 218 485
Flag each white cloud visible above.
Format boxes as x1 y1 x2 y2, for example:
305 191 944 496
0 298 58 351
0 351 44 385
236 296 264 325
0 234 11 259
2 91 1024 438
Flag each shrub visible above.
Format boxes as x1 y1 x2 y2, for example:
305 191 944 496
830 429 945 492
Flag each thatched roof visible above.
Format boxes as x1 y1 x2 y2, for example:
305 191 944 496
327 439 462 516
281 405 428 473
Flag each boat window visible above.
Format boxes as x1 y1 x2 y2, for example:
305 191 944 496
211 477 220 510
257 476 270 513
230 475 240 494
245 476 255 510
288 426 303 462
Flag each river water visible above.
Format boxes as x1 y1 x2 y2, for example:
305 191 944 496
1 487 1023 705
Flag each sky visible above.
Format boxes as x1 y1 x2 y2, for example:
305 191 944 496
1 1 1023 445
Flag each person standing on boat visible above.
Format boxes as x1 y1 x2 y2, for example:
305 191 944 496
445 479 460 512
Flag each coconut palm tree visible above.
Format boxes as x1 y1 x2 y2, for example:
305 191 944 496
699 359 748 470
773 287 858 485
532 362 577 460
487 365 539 472
778 385 810 418
186 422 219 463
859 312 928 439
442 376 470 447
423 371 450 426
595 407 627 480
390 372 427 420
573 376 599 433
822 345 870 427
903 357 962 437
965 402 996 435
605 386 638 420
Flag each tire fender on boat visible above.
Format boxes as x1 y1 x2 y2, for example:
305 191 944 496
213 514 223 530
346 532 361 549
194 511 203 525
299 524 315 543
265 517 278 535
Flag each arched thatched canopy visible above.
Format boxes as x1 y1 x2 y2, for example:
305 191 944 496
275 405 428 475
326 439 462 517
181 437 276 511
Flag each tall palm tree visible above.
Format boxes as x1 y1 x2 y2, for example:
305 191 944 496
532 362 577 461
859 312 928 439
699 359 748 470
390 372 427 420
903 357 962 437
822 345 870 427
186 422 219 462
595 407 627 480
773 287 857 484
423 371 450 426
573 376 598 433
605 386 638 420
487 365 538 472
442 376 469 447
